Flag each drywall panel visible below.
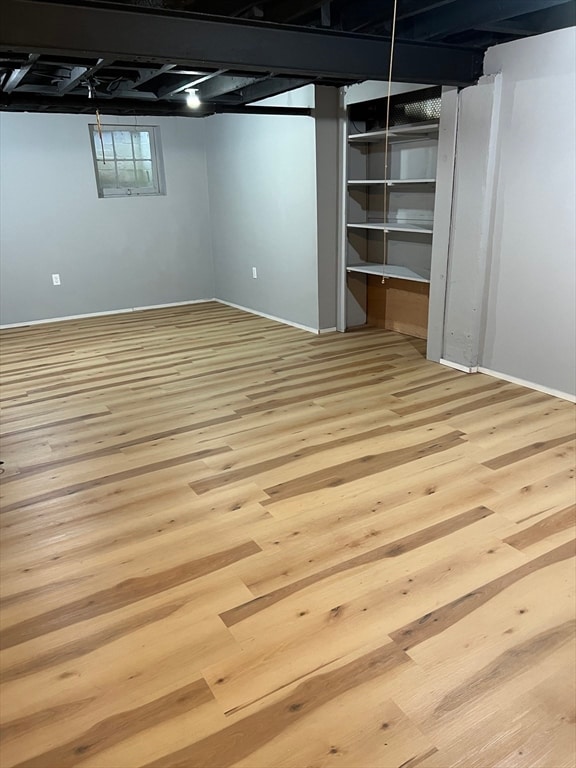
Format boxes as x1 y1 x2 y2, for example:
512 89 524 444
315 86 339 330
442 77 499 368
426 86 458 362
482 27 576 396
0 113 213 325
206 111 319 330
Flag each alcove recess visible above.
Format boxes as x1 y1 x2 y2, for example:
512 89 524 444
345 86 441 339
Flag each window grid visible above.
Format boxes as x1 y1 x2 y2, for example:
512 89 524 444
90 125 163 198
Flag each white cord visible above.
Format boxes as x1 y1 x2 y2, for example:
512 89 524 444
382 0 399 282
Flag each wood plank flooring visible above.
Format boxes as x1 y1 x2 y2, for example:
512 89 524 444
0 302 575 768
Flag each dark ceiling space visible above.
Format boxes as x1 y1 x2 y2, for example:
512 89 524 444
0 0 574 116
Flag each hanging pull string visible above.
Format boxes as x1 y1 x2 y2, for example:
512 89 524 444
95 108 105 164
87 80 106 164
382 0 399 283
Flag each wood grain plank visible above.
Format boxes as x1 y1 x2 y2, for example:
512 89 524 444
11 679 213 768
390 539 576 651
0 540 261 649
263 431 464 503
503 505 576 550
142 641 410 768
221 506 494 627
1 304 574 768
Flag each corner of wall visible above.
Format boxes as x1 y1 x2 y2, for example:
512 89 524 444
201 116 217 300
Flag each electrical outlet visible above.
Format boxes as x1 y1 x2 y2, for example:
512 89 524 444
52 274 61 286
252 267 258 279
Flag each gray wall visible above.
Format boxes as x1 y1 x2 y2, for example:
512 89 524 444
206 94 320 330
0 113 214 325
443 27 576 397
481 28 576 396
315 86 339 330
442 76 500 368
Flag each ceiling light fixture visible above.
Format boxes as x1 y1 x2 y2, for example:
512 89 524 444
186 88 201 109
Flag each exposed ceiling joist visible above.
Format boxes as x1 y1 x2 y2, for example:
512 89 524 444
238 76 312 104
132 63 176 87
198 74 267 101
401 0 574 41
343 0 457 33
478 2 576 36
17 82 156 100
1 91 313 117
157 70 226 99
3 53 39 93
266 0 326 23
57 58 109 95
192 0 258 14
0 0 484 86
2 0 568 117
320 2 331 26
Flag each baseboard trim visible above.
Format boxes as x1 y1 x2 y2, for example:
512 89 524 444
319 327 337 334
439 358 479 374
477 367 576 403
132 300 212 312
1 299 325 336
213 299 320 334
0 300 213 329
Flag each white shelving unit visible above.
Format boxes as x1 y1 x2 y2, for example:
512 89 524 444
342 87 443 340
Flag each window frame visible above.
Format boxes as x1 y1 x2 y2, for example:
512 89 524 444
89 124 165 198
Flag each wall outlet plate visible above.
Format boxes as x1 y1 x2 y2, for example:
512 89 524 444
52 274 61 286
252 267 258 279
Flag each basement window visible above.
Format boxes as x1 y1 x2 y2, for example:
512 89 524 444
89 125 165 198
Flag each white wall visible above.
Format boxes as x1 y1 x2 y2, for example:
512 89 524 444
480 27 576 397
0 113 214 325
206 107 320 330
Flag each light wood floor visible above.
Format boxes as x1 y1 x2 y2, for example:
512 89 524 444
0 303 575 768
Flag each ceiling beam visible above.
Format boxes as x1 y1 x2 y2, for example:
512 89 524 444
17 82 158 100
132 63 176 87
57 58 109 95
14 76 315 106
0 90 313 117
157 70 226 99
476 22 533 36
477 2 576 36
198 74 266 100
189 0 259 14
2 53 39 93
236 76 312 104
0 0 484 86
341 0 457 33
400 0 574 41
265 0 326 23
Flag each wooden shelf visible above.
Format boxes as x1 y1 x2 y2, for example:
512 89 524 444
347 220 434 234
348 122 439 144
346 263 430 284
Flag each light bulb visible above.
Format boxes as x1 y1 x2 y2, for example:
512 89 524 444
186 89 201 109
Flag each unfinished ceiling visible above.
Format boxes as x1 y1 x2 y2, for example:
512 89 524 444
0 0 574 116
